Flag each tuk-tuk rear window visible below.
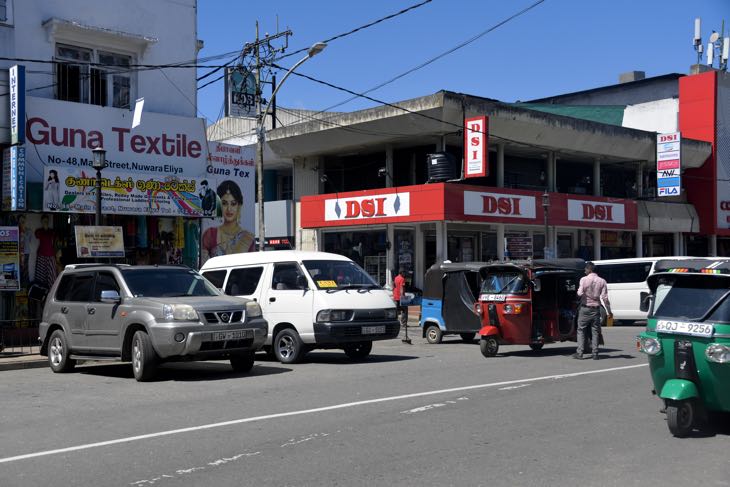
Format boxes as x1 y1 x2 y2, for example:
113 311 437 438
652 275 730 321
481 271 527 294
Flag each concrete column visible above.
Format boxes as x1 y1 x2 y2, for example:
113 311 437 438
572 231 579 258
385 145 394 188
496 143 505 188
497 224 505 260
673 232 682 256
546 152 555 192
636 162 644 198
636 230 643 258
710 234 718 256
436 221 447 263
415 224 425 289
647 236 654 257
593 158 601 196
593 229 601 260
386 225 395 289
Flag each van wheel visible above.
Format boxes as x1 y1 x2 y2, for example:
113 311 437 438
274 328 306 364
230 351 255 373
131 330 158 382
667 400 695 438
480 337 499 357
425 325 443 344
48 329 76 373
344 341 372 360
460 333 476 343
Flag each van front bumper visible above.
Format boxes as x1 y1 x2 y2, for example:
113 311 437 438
313 320 400 344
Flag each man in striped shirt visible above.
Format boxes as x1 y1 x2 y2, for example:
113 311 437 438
573 261 612 360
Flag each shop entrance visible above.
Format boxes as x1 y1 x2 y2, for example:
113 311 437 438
323 230 388 285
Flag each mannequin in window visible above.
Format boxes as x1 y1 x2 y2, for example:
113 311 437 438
34 214 57 289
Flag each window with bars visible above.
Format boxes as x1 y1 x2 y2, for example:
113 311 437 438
0 0 7 22
55 44 132 109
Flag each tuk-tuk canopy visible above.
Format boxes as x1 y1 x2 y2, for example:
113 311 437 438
422 259 586 300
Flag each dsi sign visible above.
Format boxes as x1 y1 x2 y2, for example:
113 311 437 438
567 199 625 224
463 191 536 219
9 65 26 145
324 193 410 221
656 132 681 197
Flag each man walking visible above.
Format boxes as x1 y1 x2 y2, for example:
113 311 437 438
573 261 612 360
393 268 408 328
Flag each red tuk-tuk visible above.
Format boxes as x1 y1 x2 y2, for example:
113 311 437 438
476 259 590 357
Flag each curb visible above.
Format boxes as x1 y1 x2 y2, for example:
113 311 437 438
0 359 48 372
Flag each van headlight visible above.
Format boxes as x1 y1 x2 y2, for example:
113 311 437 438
639 336 662 355
706 344 730 363
316 309 353 322
245 301 262 318
385 308 397 320
163 304 199 321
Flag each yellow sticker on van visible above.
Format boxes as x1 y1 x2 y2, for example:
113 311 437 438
317 280 338 288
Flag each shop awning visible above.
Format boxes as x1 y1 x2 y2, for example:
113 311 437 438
638 201 699 233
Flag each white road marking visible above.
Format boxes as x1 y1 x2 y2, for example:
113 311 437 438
499 384 532 391
281 432 330 447
401 396 469 414
0 363 647 464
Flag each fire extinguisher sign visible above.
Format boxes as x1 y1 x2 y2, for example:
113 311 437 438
464 116 488 178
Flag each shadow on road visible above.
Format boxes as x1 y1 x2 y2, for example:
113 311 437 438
256 352 419 365
76 362 292 381
495 346 630 358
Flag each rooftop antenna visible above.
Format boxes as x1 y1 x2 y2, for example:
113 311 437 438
694 18 703 64
722 20 729 71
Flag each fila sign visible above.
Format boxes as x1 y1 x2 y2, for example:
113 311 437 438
567 199 625 224
464 116 488 178
464 191 536 219
656 132 681 197
324 193 410 221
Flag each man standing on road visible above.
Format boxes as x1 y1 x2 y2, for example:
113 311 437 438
393 268 408 328
573 261 612 360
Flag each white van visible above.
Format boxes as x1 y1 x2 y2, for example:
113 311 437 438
592 257 696 324
200 251 399 363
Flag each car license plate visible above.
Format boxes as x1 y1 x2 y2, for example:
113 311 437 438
655 320 714 337
211 329 253 341
362 326 386 335
479 294 507 302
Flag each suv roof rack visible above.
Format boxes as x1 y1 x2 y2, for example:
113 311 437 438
64 263 131 270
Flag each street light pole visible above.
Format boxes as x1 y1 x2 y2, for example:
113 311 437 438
92 147 107 226
542 191 550 259
256 41 327 251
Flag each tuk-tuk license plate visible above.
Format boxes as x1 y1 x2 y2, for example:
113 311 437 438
479 294 507 302
655 320 713 337
362 326 386 335
211 329 253 341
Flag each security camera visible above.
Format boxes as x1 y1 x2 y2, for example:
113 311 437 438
378 167 387 178
319 174 328 183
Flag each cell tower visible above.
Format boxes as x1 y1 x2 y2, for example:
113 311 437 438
694 18 729 71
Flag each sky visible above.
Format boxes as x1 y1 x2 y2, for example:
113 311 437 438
196 0 728 126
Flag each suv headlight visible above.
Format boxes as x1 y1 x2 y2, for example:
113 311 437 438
316 309 353 322
385 308 397 320
638 336 662 355
706 344 730 363
163 304 199 321
246 301 262 318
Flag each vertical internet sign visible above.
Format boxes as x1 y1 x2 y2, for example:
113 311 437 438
464 116 488 178
9 65 26 145
656 132 681 197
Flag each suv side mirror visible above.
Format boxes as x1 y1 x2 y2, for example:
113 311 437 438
639 291 651 313
101 290 121 304
532 278 541 292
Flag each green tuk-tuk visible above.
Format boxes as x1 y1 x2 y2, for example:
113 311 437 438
638 258 730 437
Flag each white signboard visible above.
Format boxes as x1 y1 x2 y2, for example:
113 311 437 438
24 96 208 183
324 193 410 221
9 65 25 145
464 116 488 178
656 132 681 197
464 191 536 219
567 199 626 224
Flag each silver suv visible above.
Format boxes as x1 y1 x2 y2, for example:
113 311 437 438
39 264 268 381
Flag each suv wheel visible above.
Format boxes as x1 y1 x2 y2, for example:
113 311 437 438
274 328 306 364
343 341 372 360
230 351 255 373
48 329 76 373
131 330 158 382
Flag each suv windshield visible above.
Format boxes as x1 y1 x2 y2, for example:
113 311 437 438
302 260 379 290
481 271 527 294
122 268 221 298
652 275 730 321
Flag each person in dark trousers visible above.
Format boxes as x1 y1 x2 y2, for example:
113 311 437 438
573 261 612 360
393 268 407 327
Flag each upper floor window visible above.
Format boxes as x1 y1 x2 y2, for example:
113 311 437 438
55 44 132 109
0 0 11 24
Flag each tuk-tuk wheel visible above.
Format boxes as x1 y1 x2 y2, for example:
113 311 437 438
529 343 544 351
480 337 499 357
425 325 443 344
666 400 695 438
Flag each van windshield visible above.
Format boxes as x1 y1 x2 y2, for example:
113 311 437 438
302 260 379 290
652 275 730 321
481 271 527 294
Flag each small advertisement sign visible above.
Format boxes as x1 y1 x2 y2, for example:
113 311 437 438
464 116 488 178
657 132 681 197
2 146 26 211
0 227 20 291
9 65 25 146
505 232 533 260
74 226 125 258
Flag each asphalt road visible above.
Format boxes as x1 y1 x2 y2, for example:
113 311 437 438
1 327 729 486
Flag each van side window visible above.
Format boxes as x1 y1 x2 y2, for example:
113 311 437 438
67 273 95 302
94 272 120 301
202 270 227 289
272 263 306 290
226 267 263 295
598 263 652 284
